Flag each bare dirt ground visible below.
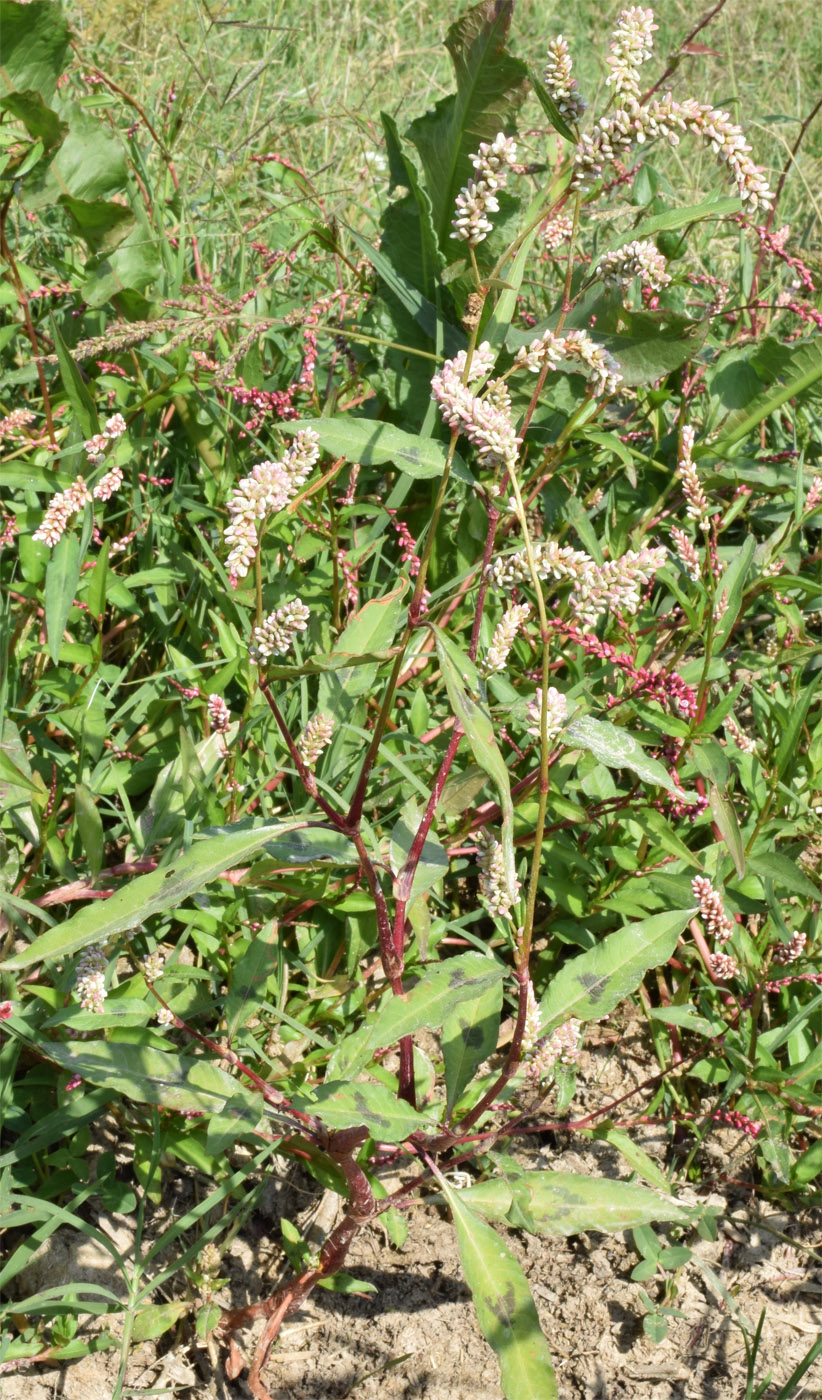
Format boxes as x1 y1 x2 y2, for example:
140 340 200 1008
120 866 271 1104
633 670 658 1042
4 1028 822 1400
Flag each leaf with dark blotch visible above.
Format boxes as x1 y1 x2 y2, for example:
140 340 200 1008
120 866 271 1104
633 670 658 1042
538 910 695 1033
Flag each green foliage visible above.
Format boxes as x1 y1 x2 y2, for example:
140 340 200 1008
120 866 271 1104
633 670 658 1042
1 0 821 1396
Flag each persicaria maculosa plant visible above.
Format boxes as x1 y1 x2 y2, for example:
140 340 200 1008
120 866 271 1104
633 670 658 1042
3 2 822 1398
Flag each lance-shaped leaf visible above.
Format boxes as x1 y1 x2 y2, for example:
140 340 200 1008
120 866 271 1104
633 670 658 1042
328 951 505 1079
406 0 530 249
291 1081 433 1143
710 337 822 455
538 909 695 1034
443 975 503 1114
281 418 471 482
42 1040 263 1128
455 1170 692 1236
3 820 354 969
438 1174 558 1400
433 628 518 901
565 715 698 801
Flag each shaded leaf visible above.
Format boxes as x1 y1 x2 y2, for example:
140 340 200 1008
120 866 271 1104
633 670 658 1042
291 1080 432 1143
282 417 471 482
566 715 697 800
0 1 70 101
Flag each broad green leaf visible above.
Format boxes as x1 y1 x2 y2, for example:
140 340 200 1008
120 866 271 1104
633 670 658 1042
407 0 530 249
291 1080 432 1143
59 195 135 256
74 781 104 878
50 317 99 437
25 100 129 208
538 909 695 1034
710 338 822 455
328 951 505 1079
42 1040 263 1127
390 799 449 910
225 920 280 1041
317 577 407 740
440 1175 558 1400
45 529 81 664
460 1170 691 1236
281 417 471 482
443 975 503 1114
345 218 463 360
433 628 517 900
482 190 543 351
749 851 820 901
132 1301 190 1344
712 534 755 649
3 819 353 968
603 196 743 252
0 1 70 100
591 311 710 387
566 715 697 800
775 672 822 780
587 1127 671 1192
0 89 66 157
708 786 745 878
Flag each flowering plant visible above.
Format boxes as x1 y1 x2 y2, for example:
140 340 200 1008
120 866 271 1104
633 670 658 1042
1 2 821 1397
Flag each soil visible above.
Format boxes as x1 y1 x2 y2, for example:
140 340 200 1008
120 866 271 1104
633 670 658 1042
3 1030 822 1400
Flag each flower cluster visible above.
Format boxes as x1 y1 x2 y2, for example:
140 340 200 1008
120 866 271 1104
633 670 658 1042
296 712 335 769
724 713 757 754
0 407 36 440
573 93 773 211
476 831 520 920
805 476 822 513
526 1017 583 1084
677 425 709 524
84 413 127 465
514 328 622 397
543 37 586 123
93 466 124 502
710 950 739 981
75 943 107 1013
431 344 520 471
33 476 91 548
541 213 574 251
670 524 701 582
248 599 310 664
452 132 517 245
605 6 657 102
207 694 231 734
772 930 807 965
224 429 320 585
488 539 666 627
596 239 670 293
692 875 735 943
712 1108 763 1139
525 686 568 744
481 602 531 676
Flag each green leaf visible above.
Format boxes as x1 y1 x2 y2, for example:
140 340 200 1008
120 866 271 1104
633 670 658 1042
460 1170 692 1236
225 920 280 1041
566 715 696 799
3 819 352 968
44 529 81 664
710 338 822 455
329 950 505 1079
443 975 503 1114
74 782 104 878
50 317 99 437
42 1040 263 1127
59 195 135 256
281 417 471 482
602 196 743 251
0 2 70 101
317 578 408 740
538 910 695 1034
0 89 66 155
390 799 449 910
749 851 820 901
712 534 755 649
131 1300 190 1344
406 0 530 249
432 628 518 902
291 1080 432 1143
25 101 128 208
775 672 822 780
591 311 710 387
439 1175 558 1400
527 66 575 141
345 219 463 360
708 786 745 878
587 1127 671 1192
